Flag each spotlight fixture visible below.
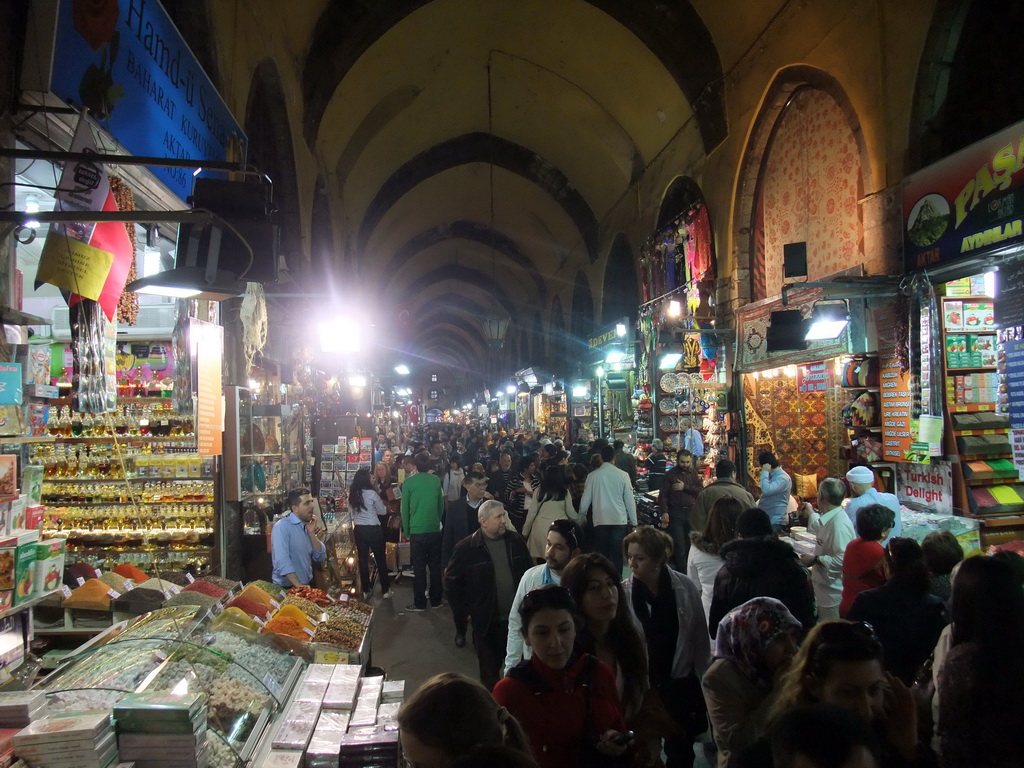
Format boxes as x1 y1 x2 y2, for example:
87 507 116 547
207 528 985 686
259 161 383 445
804 300 850 341
615 323 627 337
658 352 683 370
394 364 410 375
667 299 682 317
604 346 626 364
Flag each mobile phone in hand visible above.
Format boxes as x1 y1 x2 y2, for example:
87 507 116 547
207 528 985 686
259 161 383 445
612 731 635 746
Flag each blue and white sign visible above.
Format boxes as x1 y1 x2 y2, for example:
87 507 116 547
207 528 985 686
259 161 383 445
49 0 246 202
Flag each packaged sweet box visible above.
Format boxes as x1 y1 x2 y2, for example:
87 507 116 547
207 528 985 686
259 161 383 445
13 712 112 747
35 538 65 597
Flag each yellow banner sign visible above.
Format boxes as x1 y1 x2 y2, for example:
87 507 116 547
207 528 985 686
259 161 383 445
35 234 114 301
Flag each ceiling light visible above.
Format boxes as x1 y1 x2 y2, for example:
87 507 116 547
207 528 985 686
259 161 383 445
658 352 683 370
506 384 516 394
318 319 361 353
394 364 410 375
595 365 605 378
24 195 40 229
667 299 682 317
349 374 367 387
604 347 626 364
804 301 850 341
572 385 588 397
615 323 627 337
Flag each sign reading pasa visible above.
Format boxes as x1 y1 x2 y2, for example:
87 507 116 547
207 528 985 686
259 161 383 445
903 118 1024 271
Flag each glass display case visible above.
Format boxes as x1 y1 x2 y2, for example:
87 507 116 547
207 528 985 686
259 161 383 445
34 605 305 766
225 388 304 506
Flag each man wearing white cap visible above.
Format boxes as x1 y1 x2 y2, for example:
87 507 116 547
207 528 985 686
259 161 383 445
845 465 901 544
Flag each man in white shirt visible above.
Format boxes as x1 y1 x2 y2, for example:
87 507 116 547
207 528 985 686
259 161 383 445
845 465 902 544
503 519 582 674
800 477 856 621
580 444 637 576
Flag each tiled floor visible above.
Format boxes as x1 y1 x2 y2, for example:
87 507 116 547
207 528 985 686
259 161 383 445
369 577 715 767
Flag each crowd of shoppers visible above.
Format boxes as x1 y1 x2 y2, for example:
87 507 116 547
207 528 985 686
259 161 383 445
378 426 1023 767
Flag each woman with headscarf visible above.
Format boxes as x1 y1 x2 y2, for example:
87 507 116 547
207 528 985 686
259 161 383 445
700 597 803 767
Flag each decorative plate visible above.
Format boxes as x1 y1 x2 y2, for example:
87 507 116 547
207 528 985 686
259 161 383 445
659 415 678 431
659 373 679 392
658 398 678 414
663 433 681 449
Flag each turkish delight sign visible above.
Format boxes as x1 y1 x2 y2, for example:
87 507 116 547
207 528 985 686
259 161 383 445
896 461 953 514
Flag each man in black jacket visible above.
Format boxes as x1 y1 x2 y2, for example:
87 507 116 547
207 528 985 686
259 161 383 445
444 500 533 691
708 507 816 637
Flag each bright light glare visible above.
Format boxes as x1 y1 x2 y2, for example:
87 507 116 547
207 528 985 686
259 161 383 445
804 318 849 341
596 366 605 377
506 385 516 394
134 284 200 298
658 353 683 370
394 364 410 375
318 319 361 353
572 385 588 397
349 374 367 387
605 350 626 363
667 300 682 317
615 323 627 337
984 270 997 298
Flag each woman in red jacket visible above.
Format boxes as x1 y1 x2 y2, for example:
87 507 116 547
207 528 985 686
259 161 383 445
493 585 632 768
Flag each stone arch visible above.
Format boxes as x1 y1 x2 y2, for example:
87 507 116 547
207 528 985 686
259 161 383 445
908 0 1024 170
656 177 705 232
602 233 639 326
550 296 569 376
733 67 872 309
245 59 302 268
302 0 725 152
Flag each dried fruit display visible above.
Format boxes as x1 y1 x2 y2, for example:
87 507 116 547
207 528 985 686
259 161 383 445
286 586 332 606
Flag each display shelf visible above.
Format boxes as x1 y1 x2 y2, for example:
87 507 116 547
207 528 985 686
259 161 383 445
846 425 882 430
0 435 196 445
42 476 213 482
64 546 214 554
947 403 995 413
965 477 1020 487
0 588 62 621
43 501 212 507
841 387 881 392
946 366 998 372
955 428 1009 436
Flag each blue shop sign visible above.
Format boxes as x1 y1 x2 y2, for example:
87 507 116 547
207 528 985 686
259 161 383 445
1005 337 1024 429
49 0 246 202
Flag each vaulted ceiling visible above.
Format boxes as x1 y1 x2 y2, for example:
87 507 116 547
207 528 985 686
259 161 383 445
191 0 728 382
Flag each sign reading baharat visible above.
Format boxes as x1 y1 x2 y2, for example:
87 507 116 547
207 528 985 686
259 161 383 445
903 118 1024 271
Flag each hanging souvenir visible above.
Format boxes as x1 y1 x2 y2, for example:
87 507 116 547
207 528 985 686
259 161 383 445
683 335 702 370
70 299 116 414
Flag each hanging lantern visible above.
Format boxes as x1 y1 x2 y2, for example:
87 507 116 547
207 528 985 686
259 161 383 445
482 316 509 349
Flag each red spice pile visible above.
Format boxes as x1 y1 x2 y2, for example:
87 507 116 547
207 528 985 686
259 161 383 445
183 580 229 599
226 596 270 620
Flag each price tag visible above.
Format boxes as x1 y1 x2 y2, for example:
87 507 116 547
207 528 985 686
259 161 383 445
252 614 265 627
161 590 171 600
106 589 120 599
263 673 283 699
269 599 281 610
168 584 181 594
339 594 349 602
302 627 315 638
123 581 135 591
75 577 85 586
185 572 195 583
60 585 72 599
93 568 101 578
307 615 319 627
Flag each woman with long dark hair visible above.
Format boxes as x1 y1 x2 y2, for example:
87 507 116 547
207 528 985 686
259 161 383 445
348 468 392 600
847 538 947 683
559 554 649 742
522 465 580 560
936 554 1024 767
494 585 631 768
687 496 743 622
761 620 926 767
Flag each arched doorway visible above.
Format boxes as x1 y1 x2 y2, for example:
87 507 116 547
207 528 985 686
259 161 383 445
602 234 639 327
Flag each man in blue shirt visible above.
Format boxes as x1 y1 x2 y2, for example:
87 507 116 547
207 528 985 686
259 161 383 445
844 465 902 544
758 451 793 531
272 488 327 587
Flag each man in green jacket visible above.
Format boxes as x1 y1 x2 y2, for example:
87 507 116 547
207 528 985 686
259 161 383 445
401 451 446 611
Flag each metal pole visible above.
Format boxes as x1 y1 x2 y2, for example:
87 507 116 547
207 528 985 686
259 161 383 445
0 146 250 173
597 371 604 439
0 209 213 225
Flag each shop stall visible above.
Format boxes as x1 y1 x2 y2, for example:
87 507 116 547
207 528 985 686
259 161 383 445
901 117 1024 548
